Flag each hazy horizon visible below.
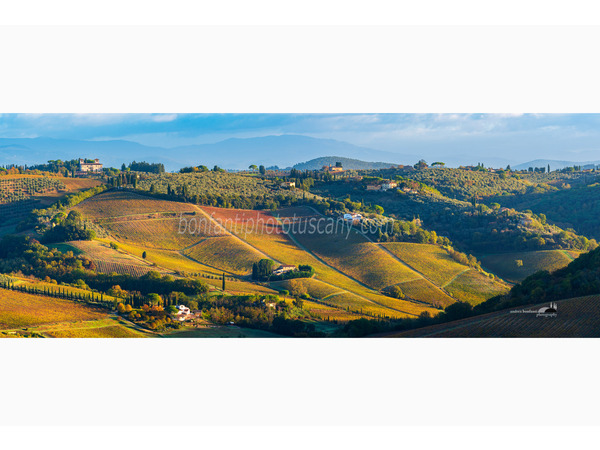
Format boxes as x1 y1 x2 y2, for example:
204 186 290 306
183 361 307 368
2 113 600 169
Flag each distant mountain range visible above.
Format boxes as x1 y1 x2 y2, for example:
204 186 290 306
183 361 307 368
2 134 599 173
0 135 418 171
171 135 419 170
293 156 398 171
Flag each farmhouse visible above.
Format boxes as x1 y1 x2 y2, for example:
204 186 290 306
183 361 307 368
174 304 192 321
272 264 296 276
343 213 363 224
322 164 344 173
281 181 296 189
381 181 398 191
76 158 103 176
366 184 381 191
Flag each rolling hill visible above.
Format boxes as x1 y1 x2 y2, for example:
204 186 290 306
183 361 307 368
71 191 516 321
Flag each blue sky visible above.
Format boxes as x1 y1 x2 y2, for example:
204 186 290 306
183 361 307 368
1 113 600 162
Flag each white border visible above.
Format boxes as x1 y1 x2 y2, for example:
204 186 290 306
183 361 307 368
2 26 600 112
1 339 597 427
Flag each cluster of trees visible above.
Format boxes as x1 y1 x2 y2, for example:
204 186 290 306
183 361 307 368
445 247 481 270
108 172 138 188
201 294 324 337
180 165 209 173
133 179 337 214
16 184 108 233
126 161 165 174
497 181 600 241
360 217 452 247
24 159 82 177
384 285 405 299
40 210 95 244
251 259 315 281
117 303 180 331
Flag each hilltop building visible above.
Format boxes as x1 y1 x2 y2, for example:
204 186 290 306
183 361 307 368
322 163 344 173
76 158 103 176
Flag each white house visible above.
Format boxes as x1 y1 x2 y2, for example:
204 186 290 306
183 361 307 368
174 304 191 321
381 181 398 191
272 264 296 276
281 181 296 189
343 213 363 224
